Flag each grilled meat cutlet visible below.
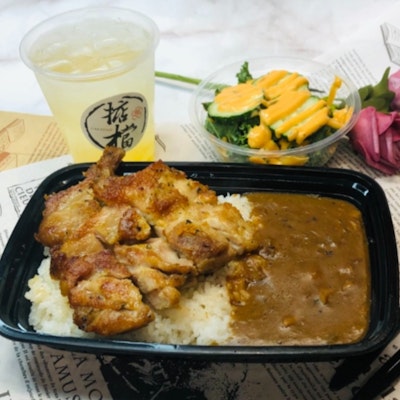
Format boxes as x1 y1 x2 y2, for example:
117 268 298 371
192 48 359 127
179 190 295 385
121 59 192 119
35 146 258 335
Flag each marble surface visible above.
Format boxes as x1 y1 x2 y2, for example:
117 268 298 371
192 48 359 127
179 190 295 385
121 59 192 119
0 0 398 130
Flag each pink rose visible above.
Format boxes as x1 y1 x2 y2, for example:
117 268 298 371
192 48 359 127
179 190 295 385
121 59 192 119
389 69 400 110
349 68 400 174
349 106 400 174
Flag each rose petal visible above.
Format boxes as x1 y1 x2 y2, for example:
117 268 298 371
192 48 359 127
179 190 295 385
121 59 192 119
380 126 400 168
389 70 400 111
350 107 381 162
392 116 400 140
363 148 398 174
349 107 400 174
379 127 395 164
376 111 398 132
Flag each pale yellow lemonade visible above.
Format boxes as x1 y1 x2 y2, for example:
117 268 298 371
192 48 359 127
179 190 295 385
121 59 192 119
28 18 157 162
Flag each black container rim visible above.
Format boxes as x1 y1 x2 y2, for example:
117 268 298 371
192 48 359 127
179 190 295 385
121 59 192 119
0 161 398 362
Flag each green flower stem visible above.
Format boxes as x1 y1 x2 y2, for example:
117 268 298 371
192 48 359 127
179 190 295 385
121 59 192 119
155 71 202 86
155 70 227 91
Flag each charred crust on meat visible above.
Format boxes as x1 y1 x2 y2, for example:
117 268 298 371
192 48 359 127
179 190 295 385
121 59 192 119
35 146 258 336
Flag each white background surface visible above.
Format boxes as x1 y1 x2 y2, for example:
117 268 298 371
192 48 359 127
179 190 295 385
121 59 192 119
0 0 397 126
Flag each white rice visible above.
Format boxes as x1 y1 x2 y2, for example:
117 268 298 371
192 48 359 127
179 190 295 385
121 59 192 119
25 259 93 338
123 268 233 345
25 194 252 344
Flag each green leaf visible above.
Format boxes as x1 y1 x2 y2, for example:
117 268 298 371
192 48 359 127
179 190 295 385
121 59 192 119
236 62 253 83
204 113 259 146
358 85 373 102
358 67 395 112
362 92 395 112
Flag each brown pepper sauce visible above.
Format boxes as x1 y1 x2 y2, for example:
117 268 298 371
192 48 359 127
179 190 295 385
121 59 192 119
227 192 370 345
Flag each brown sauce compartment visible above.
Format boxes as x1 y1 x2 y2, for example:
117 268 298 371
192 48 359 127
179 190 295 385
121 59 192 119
228 193 370 346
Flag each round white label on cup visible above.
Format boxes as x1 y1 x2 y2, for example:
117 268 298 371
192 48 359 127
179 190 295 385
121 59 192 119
81 93 147 150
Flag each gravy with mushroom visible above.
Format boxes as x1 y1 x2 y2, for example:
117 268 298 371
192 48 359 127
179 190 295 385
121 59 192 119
227 192 370 345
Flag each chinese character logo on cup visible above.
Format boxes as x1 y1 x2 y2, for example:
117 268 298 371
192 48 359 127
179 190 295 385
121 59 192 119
81 92 147 150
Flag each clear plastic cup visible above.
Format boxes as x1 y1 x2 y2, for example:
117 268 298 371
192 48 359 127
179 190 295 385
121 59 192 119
20 7 159 162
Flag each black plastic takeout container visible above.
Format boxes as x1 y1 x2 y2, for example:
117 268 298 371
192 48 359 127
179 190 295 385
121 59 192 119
0 162 398 362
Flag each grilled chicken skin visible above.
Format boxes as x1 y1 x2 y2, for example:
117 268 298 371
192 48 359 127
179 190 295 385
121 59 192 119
35 146 258 336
